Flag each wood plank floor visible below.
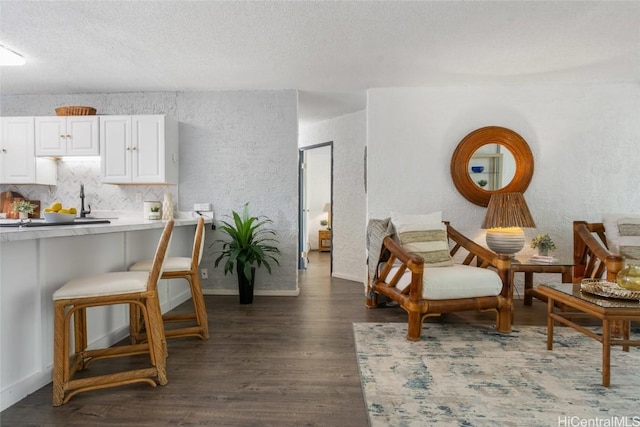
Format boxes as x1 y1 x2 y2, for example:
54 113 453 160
1 251 551 426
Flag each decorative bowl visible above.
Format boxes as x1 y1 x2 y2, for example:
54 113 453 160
43 212 77 223
471 166 484 173
581 278 640 300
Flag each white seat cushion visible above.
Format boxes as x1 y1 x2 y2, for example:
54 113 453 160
388 264 502 300
129 257 191 272
53 271 150 300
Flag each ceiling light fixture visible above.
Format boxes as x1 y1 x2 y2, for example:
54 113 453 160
0 43 25 66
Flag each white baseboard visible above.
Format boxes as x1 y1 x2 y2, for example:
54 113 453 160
0 292 192 412
331 272 365 283
1 371 52 412
0 324 131 412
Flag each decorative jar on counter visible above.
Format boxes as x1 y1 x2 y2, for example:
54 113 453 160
162 193 174 220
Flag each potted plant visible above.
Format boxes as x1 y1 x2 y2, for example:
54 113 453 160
320 219 328 228
530 233 556 256
214 203 280 304
149 206 160 220
11 199 37 219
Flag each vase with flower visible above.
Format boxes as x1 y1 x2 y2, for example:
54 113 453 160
530 233 556 257
11 199 37 220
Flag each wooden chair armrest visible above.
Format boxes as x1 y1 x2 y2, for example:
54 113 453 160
376 237 424 301
445 222 511 299
573 221 624 282
380 236 423 272
445 222 510 269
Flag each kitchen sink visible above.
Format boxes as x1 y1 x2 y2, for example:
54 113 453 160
0 219 111 228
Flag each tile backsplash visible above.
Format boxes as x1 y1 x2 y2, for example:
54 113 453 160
0 158 177 215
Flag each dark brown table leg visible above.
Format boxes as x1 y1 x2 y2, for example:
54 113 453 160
602 319 611 387
546 297 554 350
623 321 630 352
524 272 533 306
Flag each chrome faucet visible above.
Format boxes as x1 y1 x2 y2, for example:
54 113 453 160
80 184 91 218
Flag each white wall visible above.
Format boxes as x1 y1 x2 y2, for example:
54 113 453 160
1 90 300 295
367 84 640 294
300 110 367 283
305 145 331 250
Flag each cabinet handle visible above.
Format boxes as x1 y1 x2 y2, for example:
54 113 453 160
126 147 131 151
132 147 137 151
1 148 6 153
60 135 66 138
66 135 71 138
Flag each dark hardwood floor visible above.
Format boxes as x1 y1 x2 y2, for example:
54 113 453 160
1 251 550 426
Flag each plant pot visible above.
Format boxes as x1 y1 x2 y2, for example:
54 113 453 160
237 265 256 304
18 212 28 220
538 248 549 257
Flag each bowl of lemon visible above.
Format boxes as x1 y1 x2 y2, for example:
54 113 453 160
43 202 77 223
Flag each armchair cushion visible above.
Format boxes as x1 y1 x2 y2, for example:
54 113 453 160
618 218 640 262
603 213 640 254
387 264 502 300
617 218 640 236
391 212 453 267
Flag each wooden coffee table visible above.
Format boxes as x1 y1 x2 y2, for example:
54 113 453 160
537 283 640 386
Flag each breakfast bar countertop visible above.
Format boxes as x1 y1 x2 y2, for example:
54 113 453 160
0 212 210 243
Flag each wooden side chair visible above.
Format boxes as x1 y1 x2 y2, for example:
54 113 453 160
129 217 209 341
52 220 174 406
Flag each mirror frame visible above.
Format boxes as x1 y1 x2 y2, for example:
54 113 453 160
450 126 534 207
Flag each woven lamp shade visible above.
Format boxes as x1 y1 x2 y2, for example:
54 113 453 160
481 192 536 229
481 192 536 256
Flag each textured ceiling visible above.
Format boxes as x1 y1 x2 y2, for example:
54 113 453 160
1 1 639 126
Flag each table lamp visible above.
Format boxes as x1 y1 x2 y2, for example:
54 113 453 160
323 203 331 229
481 192 536 256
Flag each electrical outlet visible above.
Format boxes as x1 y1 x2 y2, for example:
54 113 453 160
194 203 212 212
201 268 208 279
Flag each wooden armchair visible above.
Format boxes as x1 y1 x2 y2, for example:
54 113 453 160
573 221 625 283
366 221 512 341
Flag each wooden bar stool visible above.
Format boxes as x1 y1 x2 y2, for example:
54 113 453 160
129 217 209 341
52 220 174 406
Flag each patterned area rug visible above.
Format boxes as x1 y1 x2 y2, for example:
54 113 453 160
354 323 640 426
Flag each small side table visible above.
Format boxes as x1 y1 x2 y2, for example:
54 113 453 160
319 229 331 252
511 256 573 305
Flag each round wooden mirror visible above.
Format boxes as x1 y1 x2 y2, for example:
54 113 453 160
450 126 534 207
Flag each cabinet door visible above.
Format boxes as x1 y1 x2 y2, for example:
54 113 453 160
100 116 132 183
1 117 36 183
66 116 99 155
35 117 66 156
132 115 165 183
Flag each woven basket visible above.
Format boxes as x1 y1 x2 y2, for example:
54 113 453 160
581 278 640 300
55 106 97 116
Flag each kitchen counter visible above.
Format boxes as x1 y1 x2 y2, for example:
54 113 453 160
0 214 208 243
0 214 210 411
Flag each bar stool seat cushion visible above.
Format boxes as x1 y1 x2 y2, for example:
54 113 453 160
130 257 191 272
53 271 150 300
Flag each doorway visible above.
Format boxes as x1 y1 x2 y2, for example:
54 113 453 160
298 142 333 272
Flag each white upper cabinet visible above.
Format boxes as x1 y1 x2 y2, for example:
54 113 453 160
1 117 57 185
100 115 178 184
35 116 99 156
